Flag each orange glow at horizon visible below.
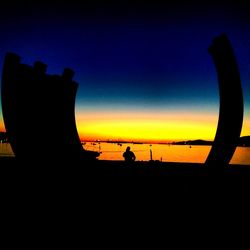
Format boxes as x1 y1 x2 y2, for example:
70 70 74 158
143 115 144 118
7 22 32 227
76 110 222 142
0 109 249 142
0 117 5 131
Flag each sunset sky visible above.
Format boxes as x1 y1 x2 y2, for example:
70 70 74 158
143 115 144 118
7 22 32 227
0 1 249 142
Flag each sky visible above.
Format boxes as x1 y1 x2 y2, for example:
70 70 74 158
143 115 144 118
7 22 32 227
0 1 249 142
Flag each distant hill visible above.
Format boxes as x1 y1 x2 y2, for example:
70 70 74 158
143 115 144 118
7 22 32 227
238 136 250 147
172 139 212 145
173 136 250 147
1 130 250 146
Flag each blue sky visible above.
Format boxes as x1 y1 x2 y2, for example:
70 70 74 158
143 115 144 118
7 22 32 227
0 1 249 139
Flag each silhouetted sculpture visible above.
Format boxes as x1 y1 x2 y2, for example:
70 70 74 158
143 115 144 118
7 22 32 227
1 52 100 163
123 146 136 163
0 33 245 171
205 34 244 172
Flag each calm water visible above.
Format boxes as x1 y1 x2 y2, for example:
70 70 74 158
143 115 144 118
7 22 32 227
1 142 250 165
84 142 250 165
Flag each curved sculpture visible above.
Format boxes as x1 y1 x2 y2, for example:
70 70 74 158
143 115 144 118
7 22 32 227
1 52 100 162
205 34 244 169
0 34 244 169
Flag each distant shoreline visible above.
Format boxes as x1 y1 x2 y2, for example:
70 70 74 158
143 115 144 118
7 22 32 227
81 137 250 147
1 131 250 147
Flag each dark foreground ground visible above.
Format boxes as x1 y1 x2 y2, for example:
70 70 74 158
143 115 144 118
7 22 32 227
1 157 250 194
1 157 250 231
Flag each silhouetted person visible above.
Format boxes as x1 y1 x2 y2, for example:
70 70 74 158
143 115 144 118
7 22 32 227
123 146 136 162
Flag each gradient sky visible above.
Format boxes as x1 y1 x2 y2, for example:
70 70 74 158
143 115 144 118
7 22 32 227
0 1 249 142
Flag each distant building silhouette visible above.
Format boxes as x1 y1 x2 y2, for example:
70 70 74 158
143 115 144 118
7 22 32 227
1 52 99 162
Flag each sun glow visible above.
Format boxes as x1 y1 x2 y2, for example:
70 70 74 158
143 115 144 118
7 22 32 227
0 116 5 131
76 109 218 142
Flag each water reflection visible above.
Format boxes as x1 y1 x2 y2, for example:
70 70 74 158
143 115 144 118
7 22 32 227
0 142 13 157
1 142 250 165
84 142 250 165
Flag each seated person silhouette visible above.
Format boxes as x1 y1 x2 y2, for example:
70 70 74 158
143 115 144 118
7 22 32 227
123 146 136 162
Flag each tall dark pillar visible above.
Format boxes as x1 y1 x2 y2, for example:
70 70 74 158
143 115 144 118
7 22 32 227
205 34 244 172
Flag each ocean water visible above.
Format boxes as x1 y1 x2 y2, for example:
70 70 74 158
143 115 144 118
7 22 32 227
1 142 250 165
84 142 250 165
0 142 13 157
